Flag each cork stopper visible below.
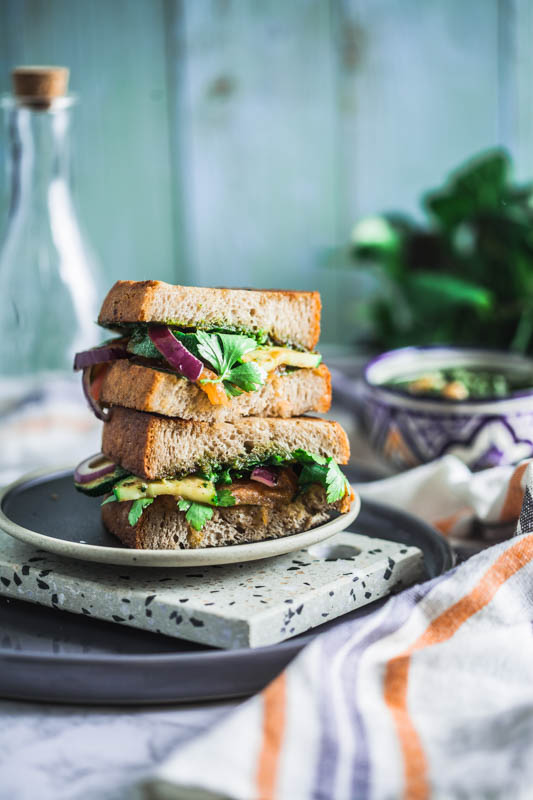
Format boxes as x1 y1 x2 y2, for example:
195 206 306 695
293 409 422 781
12 66 70 109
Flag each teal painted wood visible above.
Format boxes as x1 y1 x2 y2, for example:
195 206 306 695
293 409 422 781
498 0 533 182
0 0 179 295
0 1 531 343
177 0 343 340
334 0 501 225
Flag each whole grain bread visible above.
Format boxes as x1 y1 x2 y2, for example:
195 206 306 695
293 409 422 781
102 484 355 550
98 281 321 350
99 361 331 421
102 408 351 480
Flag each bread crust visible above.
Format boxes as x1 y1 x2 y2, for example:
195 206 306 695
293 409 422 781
102 484 355 550
99 361 331 421
98 281 321 350
102 408 351 480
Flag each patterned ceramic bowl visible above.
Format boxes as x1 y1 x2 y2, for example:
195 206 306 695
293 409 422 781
360 347 533 470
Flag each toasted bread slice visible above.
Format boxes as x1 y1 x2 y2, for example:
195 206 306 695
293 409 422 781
102 408 350 480
102 484 355 550
98 281 321 350
99 361 331 421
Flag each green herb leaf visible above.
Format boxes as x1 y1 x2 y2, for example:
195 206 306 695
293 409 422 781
196 330 258 376
224 382 245 397
127 328 161 359
298 461 330 488
196 330 266 396
216 333 258 372
196 330 226 373
325 460 350 503
128 497 154 526
225 362 266 394
101 495 116 506
296 453 349 504
213 488 236 507
292 449 327 466
217 468 233 485
172 331 204 360
178 501 214 531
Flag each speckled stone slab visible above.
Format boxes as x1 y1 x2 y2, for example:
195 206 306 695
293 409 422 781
0 529 424 649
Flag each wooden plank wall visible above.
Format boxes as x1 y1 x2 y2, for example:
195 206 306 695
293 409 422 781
0 0 532 343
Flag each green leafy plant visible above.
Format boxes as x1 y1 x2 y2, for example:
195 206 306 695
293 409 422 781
349 150 533 352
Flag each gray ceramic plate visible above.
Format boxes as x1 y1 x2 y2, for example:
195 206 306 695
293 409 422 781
0 467 361 567
0 467 453 705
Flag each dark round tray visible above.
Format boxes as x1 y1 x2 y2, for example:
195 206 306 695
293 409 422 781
0 477 452 705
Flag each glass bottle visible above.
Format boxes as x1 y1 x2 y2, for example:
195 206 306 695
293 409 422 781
0 66 101 380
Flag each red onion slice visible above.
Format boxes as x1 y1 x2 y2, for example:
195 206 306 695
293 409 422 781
148 327 203 381
74 453 117 484
82 367 111 422
250 466 279 487
74 339 128 371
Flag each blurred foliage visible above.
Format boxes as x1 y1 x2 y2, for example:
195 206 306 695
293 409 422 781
349 150 533 353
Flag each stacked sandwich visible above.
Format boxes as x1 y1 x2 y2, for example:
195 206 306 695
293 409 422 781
73 281 354 550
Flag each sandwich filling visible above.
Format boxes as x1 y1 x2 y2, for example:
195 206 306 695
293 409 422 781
75 326 322 413
74 450 351 531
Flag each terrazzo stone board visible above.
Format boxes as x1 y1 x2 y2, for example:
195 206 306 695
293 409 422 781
0 529 424 649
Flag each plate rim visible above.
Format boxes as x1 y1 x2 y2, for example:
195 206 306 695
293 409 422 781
0 465 361 567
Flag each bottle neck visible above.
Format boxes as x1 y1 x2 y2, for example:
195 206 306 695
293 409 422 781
6 101 73 218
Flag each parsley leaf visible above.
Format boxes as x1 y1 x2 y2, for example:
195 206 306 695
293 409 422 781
298 461 330 488
292 449 327 466
177 499 214 531
196 330 266 395
294 451 349 504
196 330 226 371
197 330 257 375
128 497 154 526
225 362 266 393
215 333 258 372
324 460 350 503
101 495 116 506
224 381 245 397
213 488 236 507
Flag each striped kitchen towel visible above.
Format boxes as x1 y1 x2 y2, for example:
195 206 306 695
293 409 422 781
145 492 533 798
356 455 533 542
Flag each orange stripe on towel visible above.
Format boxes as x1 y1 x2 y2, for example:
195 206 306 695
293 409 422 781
383 534 533 800
256 672 287 799
499 461 531 523
434 507 472 536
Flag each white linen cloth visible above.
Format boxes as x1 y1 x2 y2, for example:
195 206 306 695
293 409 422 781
144 457 533 800
356 454 531 542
